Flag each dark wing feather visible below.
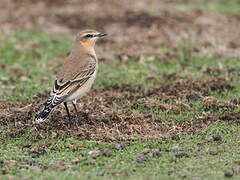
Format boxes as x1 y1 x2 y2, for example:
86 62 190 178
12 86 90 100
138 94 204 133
45 53 96 108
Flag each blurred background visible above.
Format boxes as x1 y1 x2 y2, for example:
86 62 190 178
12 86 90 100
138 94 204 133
1 0 240 59
1 0 240 102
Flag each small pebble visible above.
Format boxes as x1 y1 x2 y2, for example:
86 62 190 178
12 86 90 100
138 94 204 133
171 146 180 151
20 76 27 82
213 135 222 141
175 152 189 158
22 142 31 148
92 152 100 159
103 149 112 157
98 171 105 176
171 157 177 163
88 150 100 158
51 132 57 138
209 149 218 156
136 154 149 163
152 148 161 158
31 153 38 158
224 169 234 178
207 135 222 142
207 136 214 142
114 143 125 150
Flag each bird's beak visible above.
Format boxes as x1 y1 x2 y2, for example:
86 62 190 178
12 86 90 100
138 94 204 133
95 33 107 37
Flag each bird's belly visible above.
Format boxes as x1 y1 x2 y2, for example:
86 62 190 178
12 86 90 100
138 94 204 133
65 71 96 102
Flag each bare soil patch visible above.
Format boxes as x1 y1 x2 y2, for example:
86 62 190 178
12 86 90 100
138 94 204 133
0 77 239 141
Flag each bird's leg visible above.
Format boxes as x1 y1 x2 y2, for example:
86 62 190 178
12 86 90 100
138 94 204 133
72 100 82 125
64 102 72 125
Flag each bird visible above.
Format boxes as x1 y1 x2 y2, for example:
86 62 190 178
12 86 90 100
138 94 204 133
35 29 107 124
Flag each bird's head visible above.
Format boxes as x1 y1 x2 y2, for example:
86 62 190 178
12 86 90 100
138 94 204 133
75 29 107 52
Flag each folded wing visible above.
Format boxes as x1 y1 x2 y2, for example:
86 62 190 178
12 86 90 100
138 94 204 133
44 53 96 109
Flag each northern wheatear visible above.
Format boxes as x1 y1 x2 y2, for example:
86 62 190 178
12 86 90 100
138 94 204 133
35 29 107 123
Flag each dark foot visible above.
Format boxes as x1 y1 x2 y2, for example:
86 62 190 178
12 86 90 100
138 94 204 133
77 117 83 126
72 102 83 126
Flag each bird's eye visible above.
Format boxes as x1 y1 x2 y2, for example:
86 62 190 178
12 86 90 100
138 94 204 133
85 34 93 38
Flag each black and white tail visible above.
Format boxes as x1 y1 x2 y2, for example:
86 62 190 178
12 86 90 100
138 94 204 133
35 106 53 123
35 94 63 123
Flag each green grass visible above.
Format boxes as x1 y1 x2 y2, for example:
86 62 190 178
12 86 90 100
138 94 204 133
0 125 240 179
1 28 240 179
173 0 240 15
0 30 72 103
1 31 239 102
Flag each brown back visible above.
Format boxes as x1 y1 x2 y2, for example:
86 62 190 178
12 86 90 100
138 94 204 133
57 50 96 85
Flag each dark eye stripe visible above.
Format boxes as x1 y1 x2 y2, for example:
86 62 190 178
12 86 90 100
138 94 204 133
85 34 93 38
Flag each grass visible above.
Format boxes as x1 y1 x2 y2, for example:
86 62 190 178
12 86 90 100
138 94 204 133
0 125 240 179
1 10 240 179
173 0 240 15
0 30 72 103
1 31 239 102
